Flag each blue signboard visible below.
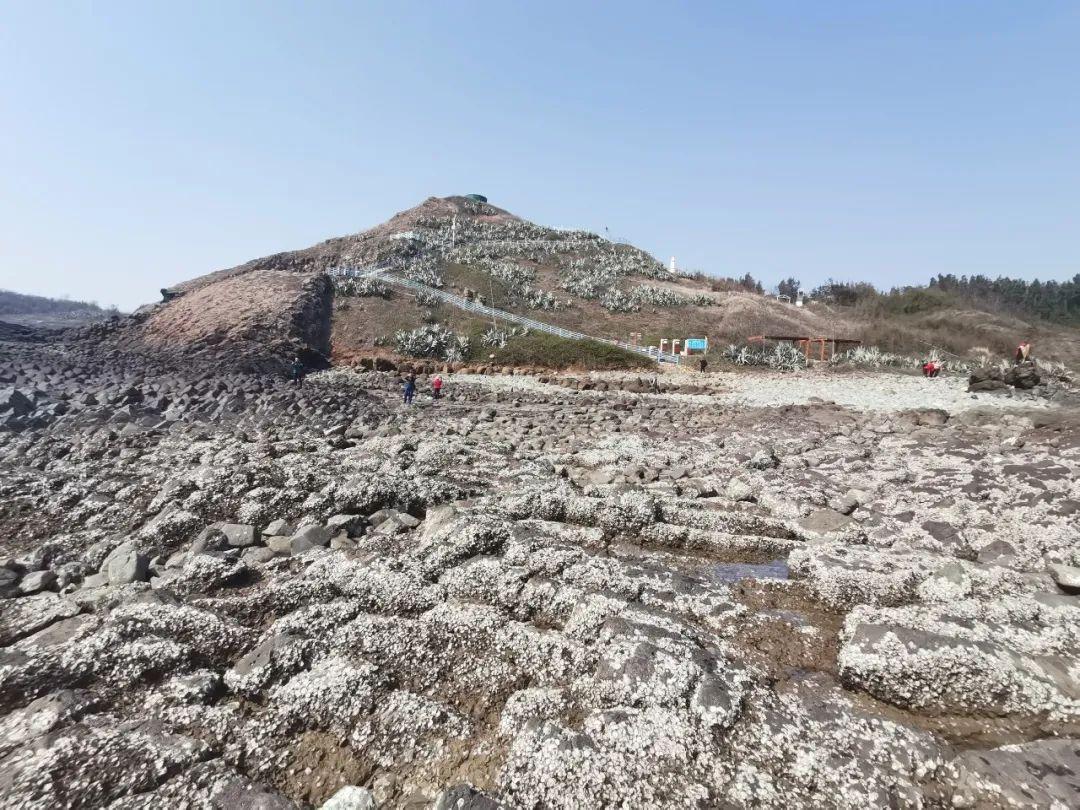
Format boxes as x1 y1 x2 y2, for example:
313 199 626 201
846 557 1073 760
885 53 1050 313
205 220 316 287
685 338 708 350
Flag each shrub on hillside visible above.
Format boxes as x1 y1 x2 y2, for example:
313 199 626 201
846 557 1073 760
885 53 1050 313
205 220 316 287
723 342 806 371
394 324 469 362
414 289 439 307
335 275 389 298
598 284 715 313
485 332 652 370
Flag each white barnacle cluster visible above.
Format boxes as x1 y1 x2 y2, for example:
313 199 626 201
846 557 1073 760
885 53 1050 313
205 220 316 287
270 654 382 734
3 332 1079 809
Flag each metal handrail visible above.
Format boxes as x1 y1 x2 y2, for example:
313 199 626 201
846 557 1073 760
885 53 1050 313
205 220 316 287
330 266 682 364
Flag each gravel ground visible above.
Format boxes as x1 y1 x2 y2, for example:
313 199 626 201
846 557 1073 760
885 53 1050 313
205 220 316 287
705 368 1052 412
447 367 1054 414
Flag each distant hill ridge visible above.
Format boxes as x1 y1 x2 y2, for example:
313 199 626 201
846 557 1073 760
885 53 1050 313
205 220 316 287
0 289 116 318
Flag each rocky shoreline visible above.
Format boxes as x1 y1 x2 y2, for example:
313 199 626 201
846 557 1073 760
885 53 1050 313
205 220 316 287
1 331 1078 808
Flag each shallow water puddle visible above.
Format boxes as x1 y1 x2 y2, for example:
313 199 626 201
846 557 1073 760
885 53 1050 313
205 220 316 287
710 559 789 584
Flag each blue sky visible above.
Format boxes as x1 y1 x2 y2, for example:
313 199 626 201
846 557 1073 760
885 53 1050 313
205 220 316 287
1 1 1078 310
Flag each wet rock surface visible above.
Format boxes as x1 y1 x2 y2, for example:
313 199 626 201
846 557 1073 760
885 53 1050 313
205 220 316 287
1 332 1079 809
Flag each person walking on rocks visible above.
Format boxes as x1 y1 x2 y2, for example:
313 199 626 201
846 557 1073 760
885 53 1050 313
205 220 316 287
403 374 416 405
1015 340 1032 364
698 357 708 374
289 356 305 387
432 374 443 401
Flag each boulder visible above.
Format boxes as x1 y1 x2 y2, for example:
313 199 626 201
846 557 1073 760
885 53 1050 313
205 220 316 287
1004 363 1040 389
1048 563 1080 594
219 523 258 548
724 478 755 502
18 570 57 595
263 519 295 537
103 542 150 585
320 786 377 810
290 525 332 548
0 388 34 416
748 448 779 470
325 514 366 538
967 368 1007 392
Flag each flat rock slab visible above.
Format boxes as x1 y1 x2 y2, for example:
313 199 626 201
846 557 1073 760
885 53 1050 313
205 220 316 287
0 593 81 646
839 622 1079 720
796 508 856 542
947 739 1080 808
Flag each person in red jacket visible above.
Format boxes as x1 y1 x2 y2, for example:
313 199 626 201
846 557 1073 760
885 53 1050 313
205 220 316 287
432 375 443 400
922 360 941 378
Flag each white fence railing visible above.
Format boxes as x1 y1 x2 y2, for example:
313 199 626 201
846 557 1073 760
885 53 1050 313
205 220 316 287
330 266 681 365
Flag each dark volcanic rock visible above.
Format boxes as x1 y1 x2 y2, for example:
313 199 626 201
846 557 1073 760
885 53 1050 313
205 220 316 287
1004 362 1041 389
967 368 1007 392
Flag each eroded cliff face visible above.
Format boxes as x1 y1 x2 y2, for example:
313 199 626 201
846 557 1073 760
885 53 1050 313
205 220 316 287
291 273 334 363
113 270 335 372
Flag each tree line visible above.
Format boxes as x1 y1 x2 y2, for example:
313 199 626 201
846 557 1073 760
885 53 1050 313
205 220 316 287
684 268 1080 325
774 274 1080 325
925 273 1080 323
0 289 117 317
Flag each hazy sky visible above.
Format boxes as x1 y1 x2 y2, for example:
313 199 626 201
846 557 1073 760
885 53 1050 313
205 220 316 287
2 1 1078 310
